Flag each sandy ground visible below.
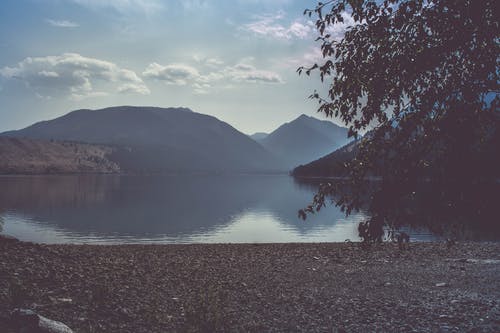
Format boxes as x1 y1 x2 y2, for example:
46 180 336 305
0 237 499 332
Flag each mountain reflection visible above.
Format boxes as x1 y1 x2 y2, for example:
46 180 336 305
0 175 366 243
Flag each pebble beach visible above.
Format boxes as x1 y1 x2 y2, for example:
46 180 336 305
0 237 499 332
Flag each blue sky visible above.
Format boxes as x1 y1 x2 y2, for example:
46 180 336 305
0 0 351 134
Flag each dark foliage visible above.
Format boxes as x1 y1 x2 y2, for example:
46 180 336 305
298 0 499 242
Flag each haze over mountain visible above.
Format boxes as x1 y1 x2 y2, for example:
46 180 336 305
1 106 283 173
249 132 268 141
255 114 351 169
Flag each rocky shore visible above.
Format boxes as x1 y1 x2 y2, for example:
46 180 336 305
0 237 499 332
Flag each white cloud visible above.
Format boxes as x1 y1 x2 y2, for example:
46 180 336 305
0 53 150 99
143 63 200 85
238 0 292 3
285 47 324 68
224 63 284 84
45 19 79 28
282 13 356 68
70 91 108 101
242 11 354 41
192 82 211 95
233 63 254 71
289 21 311 39
192 55 224 68
143 58 284 93
181 0 210 11
38 70 60 78
242 12 313 40
205 58 224 67
324 12 355 41
117 83 150 95
68 0 164 14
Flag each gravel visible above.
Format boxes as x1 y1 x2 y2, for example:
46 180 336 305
0 237 499 332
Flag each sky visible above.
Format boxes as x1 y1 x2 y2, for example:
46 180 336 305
0 0 351 134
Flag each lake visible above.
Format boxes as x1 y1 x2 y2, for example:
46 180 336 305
0 174 442 244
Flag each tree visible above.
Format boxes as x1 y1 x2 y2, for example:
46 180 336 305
298 0 499 241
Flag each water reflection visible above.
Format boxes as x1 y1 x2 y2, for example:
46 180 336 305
0 175 367 244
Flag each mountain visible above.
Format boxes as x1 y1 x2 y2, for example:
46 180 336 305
291 139 360 178
0 137 119 174
257 114 351 169
1 106 283 173
249 132 268 141
293 121 500 179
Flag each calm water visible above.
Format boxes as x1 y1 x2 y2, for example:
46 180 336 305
0 174 438 244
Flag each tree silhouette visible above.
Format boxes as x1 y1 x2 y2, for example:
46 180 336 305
298 0 499 241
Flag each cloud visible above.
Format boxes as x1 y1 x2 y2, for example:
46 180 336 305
143 63 200 85
143 59 284 94
68 0 164 14
0 53 150 99
205 58 224 67
284 47 324 68
181 0 210 11
46 19 79 28
192 55 224 68
281 13 356 68
242 10 355 41
224 63 284 83
324 12 355 41
117 83 150 95
192 82 211 95
237 0 292 5
70 91 108 101
242 12 313 40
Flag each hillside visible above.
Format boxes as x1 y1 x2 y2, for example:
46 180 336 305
1 106 284 173
291 139 360 177
0 137 119 174
293 118 500 179
257 114 351 169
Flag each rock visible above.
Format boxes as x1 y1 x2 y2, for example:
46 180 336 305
11 309 74 333
465 259 500 264
119 307 132 317
49 296 73 304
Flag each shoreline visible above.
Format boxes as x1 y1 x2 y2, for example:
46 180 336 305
1 238 499 332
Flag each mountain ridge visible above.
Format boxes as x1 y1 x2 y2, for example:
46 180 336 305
1 106 284 174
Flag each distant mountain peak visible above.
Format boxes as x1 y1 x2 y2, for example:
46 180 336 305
297 114 312 121
249 132 268 141
258 113 352 170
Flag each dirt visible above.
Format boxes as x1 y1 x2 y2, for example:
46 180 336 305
0 238 499 332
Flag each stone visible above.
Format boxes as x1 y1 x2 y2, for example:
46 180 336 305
11 309 74 333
